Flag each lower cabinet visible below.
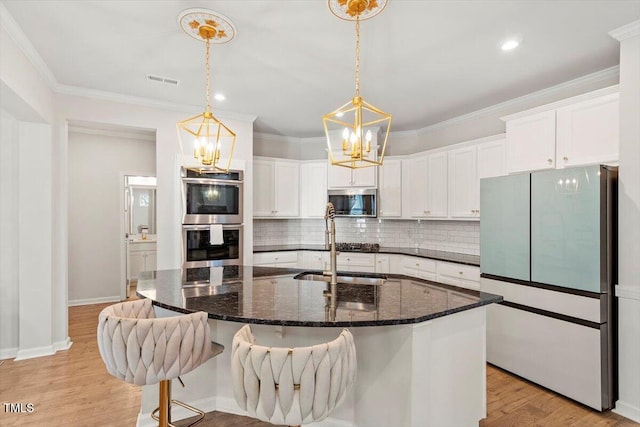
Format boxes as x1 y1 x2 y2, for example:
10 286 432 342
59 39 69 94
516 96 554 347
436 261 480 290
336 253 376 273
401 256 436 280
253 251 299 267
298 251 328 271
127 241 157 281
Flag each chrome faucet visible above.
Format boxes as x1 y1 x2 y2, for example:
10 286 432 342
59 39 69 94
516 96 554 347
323 202 338 286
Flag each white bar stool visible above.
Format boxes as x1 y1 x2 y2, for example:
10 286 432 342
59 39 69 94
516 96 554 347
97 298 223 427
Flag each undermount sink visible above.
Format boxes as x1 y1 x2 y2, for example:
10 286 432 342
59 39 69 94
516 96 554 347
294 272 387 286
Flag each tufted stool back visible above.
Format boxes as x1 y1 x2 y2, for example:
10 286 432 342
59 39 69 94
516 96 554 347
97 298 215 386
231 325 357 426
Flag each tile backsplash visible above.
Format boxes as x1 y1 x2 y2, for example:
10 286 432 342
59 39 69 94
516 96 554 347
254 218 480 255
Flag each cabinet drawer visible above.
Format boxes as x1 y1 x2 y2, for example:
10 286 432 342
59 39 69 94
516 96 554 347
437 261 479 283
254 251 298 265
401 256 436 273
337 253 375 267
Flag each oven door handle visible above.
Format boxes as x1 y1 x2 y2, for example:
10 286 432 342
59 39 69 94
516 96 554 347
182 224 244 231
182 177 243 185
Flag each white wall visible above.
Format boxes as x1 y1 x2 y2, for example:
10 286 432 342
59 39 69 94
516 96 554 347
611 22 640 423
0 110 19 357
68 129 155 304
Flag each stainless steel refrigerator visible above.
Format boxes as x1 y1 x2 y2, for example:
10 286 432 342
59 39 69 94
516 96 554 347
480 164 617 411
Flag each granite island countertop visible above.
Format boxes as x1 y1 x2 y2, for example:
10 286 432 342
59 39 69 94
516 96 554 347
253 244 480 266
137 265 501 327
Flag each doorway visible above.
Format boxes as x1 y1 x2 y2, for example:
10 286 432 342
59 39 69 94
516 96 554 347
122 175 157 299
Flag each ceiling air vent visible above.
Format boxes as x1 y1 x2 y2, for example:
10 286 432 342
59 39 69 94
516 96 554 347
146 74 179 85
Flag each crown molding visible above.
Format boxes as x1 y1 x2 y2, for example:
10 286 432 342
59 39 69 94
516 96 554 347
0 3 58 88
389 129 418 138
609 20 640 41
415 66 620 135
68 124 156 142
56 84 258 123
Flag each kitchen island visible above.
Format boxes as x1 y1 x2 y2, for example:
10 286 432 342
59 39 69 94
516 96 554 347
136 266 502 427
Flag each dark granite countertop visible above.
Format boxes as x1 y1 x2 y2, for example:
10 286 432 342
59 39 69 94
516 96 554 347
137 265 501 327
254 244 480 267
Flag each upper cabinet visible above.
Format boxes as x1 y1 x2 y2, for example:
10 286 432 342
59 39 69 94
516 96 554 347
503 88 619 174
253 159 299 218
449 136 507 220
555 92 619 168
300 161 328 218
327 158 377 188
409 152 448 219
378 158 402 217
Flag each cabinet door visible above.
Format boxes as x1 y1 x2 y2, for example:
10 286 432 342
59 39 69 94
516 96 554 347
128 251 145 280
327 157 353 188
300 162 328 217
379 159 402 217
352 164 377 187
409 156 428 218
448 146 478 219
426 152 448 218
506 110 556 173
144 250 157 273
477 137 507 180
375 255 390 273
556 93 619 168
274 162 299 217
253 160 275 216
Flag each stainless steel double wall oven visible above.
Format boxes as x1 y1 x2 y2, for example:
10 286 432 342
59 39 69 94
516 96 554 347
181 168 243 267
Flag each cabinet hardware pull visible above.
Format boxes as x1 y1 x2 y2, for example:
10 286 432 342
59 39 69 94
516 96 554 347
547 159 553 164
459 271 463 275
563 156 568 161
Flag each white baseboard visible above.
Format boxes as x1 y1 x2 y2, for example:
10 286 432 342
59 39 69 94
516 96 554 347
68 296 121 307
137 396 354 427
14 345 55 361
53 337 73 352
613 400 640 423
0 347 18 360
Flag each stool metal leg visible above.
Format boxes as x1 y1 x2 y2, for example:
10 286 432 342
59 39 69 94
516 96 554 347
151 379 206 427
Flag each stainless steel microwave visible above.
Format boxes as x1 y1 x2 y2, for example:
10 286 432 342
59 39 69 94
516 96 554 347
328 189 377 217
181 168 243 224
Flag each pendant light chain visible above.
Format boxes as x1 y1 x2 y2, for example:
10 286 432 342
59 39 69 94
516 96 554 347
205 37 211 112
355 16 360 97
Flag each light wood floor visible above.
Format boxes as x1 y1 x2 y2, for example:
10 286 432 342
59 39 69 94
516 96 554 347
0 302 637 427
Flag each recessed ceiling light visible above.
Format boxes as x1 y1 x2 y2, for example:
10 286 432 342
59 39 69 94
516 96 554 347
501 39 520 51
214 93 226 101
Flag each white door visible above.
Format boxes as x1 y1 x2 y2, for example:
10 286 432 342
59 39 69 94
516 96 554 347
253 160 275 216
379 159 402 217
506 109 556 173
449 146 478 219
409 156 428 218
327 156 353 188
352 164 377 187
426 152 448 218
555 93 619 168
477 137 507 180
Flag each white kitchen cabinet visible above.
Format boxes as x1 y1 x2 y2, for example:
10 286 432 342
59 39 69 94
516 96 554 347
253 251 299 267
300 161 328 218
127 240 157 281
448 136 507 220
375 253 403 274
448 146 478 219
504 89 619 174
409 152 448 219
298 251 328 271
506 109 557 174
555 92 619 168
253 159 300 218
401 256 436 280
336 252 376 273
378 158 402 217
436 261 480 291
327 155 377 188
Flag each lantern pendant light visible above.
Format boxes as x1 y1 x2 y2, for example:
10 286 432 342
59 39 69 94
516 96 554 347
177 9 237 172
323 0 392 169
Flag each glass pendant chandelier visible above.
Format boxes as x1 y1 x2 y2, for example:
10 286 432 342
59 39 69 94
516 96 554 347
323 0 392 169
177 9 237 172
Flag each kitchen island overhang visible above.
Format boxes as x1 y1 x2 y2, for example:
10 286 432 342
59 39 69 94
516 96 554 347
135 266 502 427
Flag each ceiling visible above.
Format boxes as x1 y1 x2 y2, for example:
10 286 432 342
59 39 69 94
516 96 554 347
2 0 639 137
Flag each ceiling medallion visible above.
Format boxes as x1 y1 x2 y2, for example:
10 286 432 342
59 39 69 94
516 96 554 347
176 8 237 172
328 0 389 21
